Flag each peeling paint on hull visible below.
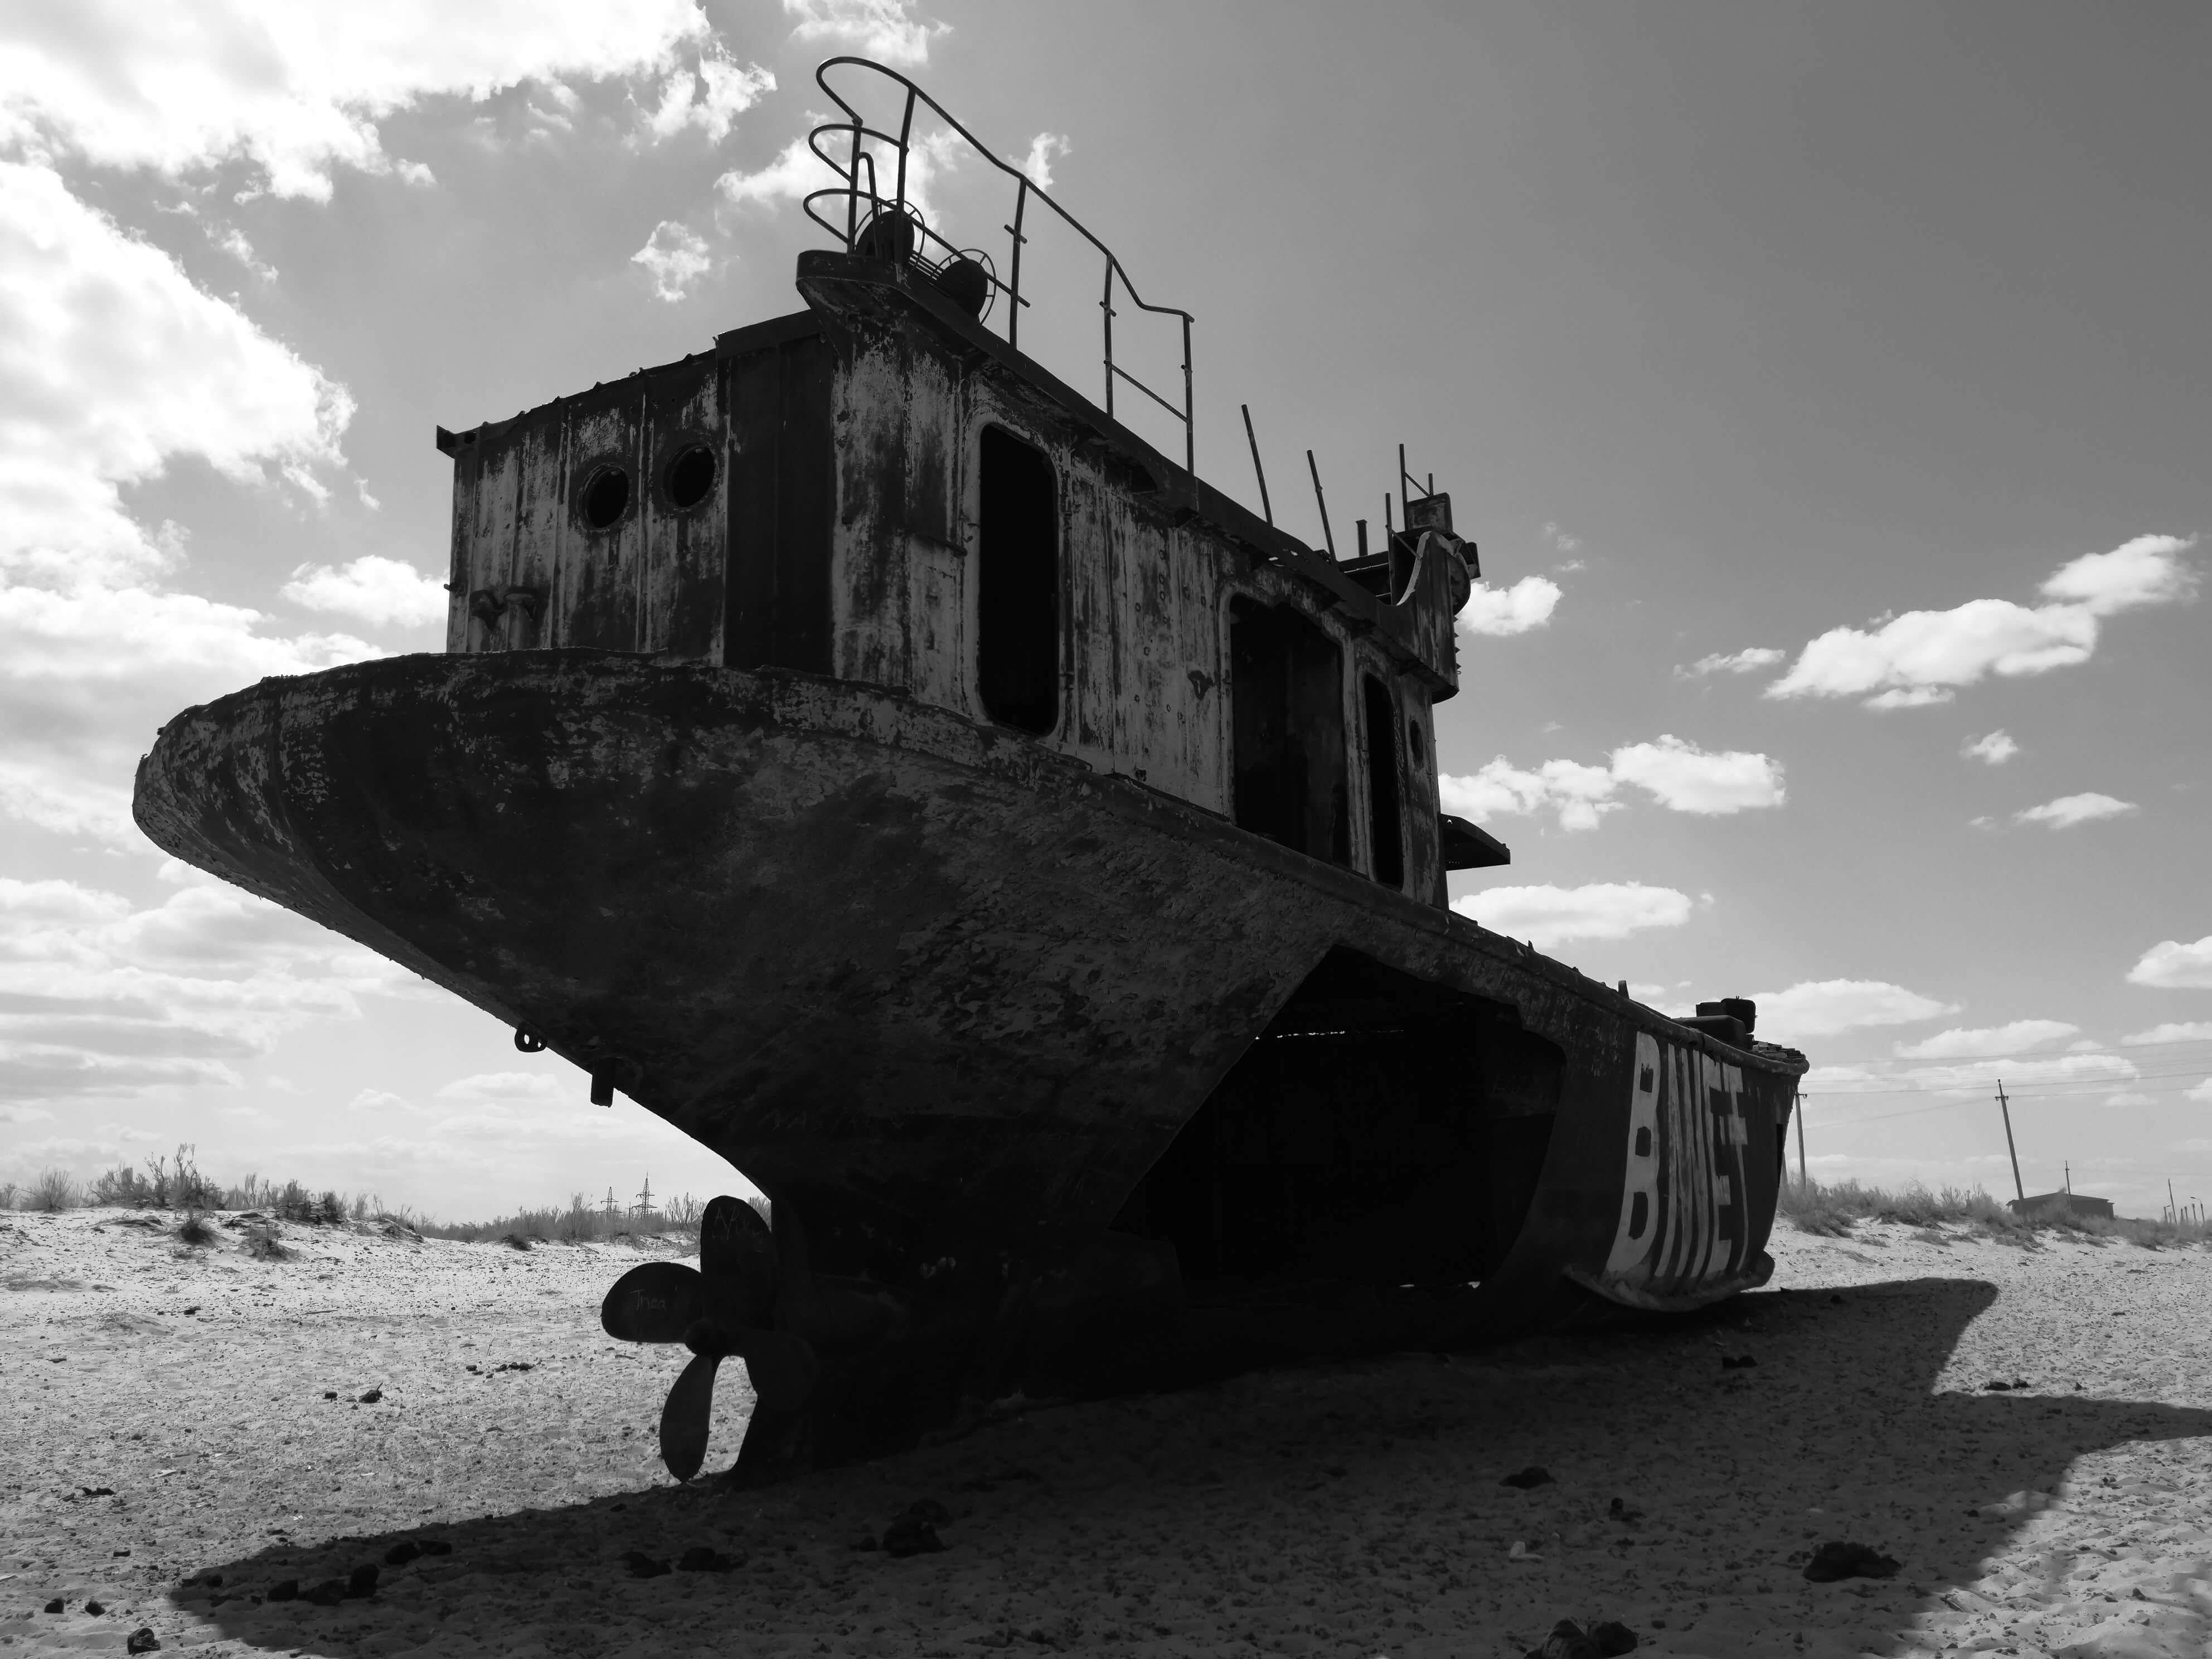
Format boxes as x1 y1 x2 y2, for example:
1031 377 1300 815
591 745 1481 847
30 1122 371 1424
134 651 1806 1468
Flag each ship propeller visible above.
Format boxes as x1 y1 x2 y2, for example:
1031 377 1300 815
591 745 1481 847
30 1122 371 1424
599 1194 819 1482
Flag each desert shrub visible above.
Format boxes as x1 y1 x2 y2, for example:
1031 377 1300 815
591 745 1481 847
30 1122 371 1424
243 1221 292 1260
91 1165 156 1207
175 1214 219 1246
30 1168 79 1211
0 1182 16 1211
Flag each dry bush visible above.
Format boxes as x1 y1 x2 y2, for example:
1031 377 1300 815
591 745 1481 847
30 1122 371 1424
243 1221 292 1260
30 1168 80 1211
174 1214 219 1246
0 1182 17 1211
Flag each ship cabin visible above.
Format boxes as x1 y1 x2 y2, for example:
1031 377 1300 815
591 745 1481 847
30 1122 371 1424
434 61 1507 908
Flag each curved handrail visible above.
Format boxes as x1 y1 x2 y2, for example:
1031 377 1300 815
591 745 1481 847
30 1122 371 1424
799 56 1195 475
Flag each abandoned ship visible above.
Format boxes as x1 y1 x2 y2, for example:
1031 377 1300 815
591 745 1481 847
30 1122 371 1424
133 59 1809 1484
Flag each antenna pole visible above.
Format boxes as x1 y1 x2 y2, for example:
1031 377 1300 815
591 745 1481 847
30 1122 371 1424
1306 450 1338 560
1996 1080 2024 1204
1241 405 1273 526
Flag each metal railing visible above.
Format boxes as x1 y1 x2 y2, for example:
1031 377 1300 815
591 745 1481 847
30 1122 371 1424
803 57 1196 476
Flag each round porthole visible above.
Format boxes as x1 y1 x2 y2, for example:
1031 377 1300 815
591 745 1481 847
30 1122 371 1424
663 444 716 511
580 465 630 530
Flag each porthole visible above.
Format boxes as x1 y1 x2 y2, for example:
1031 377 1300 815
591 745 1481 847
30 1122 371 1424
663 444 716 511
580 465 630 530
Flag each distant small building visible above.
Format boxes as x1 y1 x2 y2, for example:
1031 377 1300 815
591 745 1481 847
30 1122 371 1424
2009 1190 2114 1221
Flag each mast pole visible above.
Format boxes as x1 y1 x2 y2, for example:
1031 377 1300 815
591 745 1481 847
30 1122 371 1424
1996 1080 2025 1204
1241 405 1273 525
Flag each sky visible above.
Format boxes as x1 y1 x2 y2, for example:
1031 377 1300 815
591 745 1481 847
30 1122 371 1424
1 1 2207 1222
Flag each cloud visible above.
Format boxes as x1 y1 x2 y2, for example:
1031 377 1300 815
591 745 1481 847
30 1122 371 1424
639 43 774 144
1894 1052 2137 1095
630 219 714 302
1457 576 1561 638
1767 535 2196 707
2121 1022 2212 1047
2128 936 2212 990
2188 1079 2212 1104
1439 758 1619 832
281 555 446 628
2014 793 2136 829
1893 1020 2080 1060
1679 647 1783 679
1541 522 1582 554
1451 882 1693 950
1439 736 1783 831
436 1071 571 1104
0 876 413 1108
1607 736 1786 815
1962 730 2019 765
1013 133 1070 191
784 0 949 67
1748 980 1959 1040
0 160 383 842
0 1 746 200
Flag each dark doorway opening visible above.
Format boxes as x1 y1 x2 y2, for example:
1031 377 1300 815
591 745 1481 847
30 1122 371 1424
1361 675 1404 889
977 427 1059 734
1230 599 1348 866
1110 949 1563 1296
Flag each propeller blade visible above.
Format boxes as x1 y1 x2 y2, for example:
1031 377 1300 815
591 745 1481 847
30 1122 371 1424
658 1350 720 1482
698 1195 777 1325
600 1262 706 1343
734 1329 820 1414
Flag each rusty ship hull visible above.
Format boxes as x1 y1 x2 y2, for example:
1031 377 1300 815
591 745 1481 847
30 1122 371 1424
136 648 1803 1463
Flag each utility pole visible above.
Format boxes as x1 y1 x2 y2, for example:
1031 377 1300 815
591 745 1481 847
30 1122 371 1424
634 1175 654 1220
1996 1080 2025 1204
2169 1180 2178 1224
1794 1092 1808 1191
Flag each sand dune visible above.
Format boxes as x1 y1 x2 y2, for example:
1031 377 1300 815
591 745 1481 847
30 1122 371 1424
2 1209 2207 1657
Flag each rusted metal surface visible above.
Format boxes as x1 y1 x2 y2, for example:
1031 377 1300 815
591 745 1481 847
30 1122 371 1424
135 649 1804 1467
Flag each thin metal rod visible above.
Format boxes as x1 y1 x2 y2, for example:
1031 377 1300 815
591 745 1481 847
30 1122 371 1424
1997 1081 2025 1203
1005 181 1028 350
1795 1092 1807 1190
1242 405 1273 525
1181 316 1195 476
1306 450 1337 560
1100 258 1115 418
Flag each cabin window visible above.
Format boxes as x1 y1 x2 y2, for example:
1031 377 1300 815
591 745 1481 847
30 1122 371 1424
977 427 1059 734
1230 598 1348 866
1361 675 1405 889
663 443 717 511
580 465 630 530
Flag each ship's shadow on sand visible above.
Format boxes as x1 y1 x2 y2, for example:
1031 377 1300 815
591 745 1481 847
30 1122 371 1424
187 1275 2212 1653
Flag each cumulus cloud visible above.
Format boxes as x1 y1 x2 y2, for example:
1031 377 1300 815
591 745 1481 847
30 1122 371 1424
2014 793 2136 830
1963 730 2019 765
2121 1022 2212 1047
1894 1052 2138 1095
2128 936 2212 991
1457 576 1561 638
630 219 714 302
639 42 774 144
1013 132 1070 191
0 1 748 200
784 0 949 67
1439 736 1783 831
1679 647 1783 678
2188 1079 2212 1104
1748 980 1958 1040
281 555 445 629
0 875 411 1109
1767 535 2196 708
0 160 383 842
1893 1020 2079 1060
1451 882 1693 950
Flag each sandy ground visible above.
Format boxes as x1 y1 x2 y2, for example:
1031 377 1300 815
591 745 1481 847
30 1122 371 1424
2 1210 2208 1659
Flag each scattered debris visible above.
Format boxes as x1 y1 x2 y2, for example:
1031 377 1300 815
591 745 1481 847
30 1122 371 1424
1981 1377 2031 1391
384 1541 421 1566
491 1361 533 1373
1720 1354 1758 1370
1501 1466 1554 1490
179 1307 199 1317
127 1628 161 1654
882 1500 950 1558
1607 1496 1645 1525
43 1598 64 1614
322 1391 337 1400
1507 1541 1540 1561
304 1578 348 1606
74 1486 115 1500
358 1388 382 1404
622 1550 671 1578
1803 1541 1901 1583
84 1599 106 1616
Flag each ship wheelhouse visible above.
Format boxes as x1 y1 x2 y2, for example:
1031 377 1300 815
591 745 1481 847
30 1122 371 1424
435 60 1499 910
